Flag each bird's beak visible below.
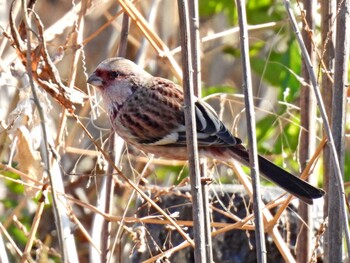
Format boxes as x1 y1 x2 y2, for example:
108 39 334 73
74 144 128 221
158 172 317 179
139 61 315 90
87 73 103 87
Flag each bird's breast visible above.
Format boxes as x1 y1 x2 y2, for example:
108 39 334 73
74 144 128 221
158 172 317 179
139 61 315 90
108 102 123 122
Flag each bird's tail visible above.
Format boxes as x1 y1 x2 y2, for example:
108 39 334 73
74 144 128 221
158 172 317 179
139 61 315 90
225 146 325 204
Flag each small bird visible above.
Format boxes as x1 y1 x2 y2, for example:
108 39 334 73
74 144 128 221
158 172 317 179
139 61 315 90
87 57 325 204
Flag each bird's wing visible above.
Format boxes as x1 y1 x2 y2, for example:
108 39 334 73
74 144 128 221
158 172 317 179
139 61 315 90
118 77 241 147
174 99 242 146
194 99 242 146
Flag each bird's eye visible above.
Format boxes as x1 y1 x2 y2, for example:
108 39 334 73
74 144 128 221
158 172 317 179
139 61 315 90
109 71 119 79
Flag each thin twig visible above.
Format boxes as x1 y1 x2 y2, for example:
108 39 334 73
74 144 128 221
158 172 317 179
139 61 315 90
99 133 115 263
320 0 336 260
20 189 46 263
297 0 317 261
236 0 267 262
105 12 130 263
327 0 350 260
135 0 161 66
51 0 86 261
188 1 213 261
170 21 280 55
20 0 67 260
0 223 23 258
177 0 206 261
0 230 9 263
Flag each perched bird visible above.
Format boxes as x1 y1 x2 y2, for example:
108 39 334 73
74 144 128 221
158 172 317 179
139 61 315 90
87 57 325 204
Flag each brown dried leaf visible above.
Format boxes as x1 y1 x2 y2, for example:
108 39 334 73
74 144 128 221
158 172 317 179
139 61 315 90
14 126 44 198
9 0 87 111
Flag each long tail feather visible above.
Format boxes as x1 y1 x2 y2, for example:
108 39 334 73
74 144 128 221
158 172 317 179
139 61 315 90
258 155 325 204
226 146 325 204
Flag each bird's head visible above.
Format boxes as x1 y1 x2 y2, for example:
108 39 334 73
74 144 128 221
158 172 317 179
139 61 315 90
88 57 153 106
87 57 152 89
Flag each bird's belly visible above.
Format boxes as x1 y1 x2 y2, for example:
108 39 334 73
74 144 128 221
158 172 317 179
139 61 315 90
110 122 186 159
134 144 189 160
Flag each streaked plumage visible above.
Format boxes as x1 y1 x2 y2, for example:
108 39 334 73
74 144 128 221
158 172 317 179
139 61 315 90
88 57 325 204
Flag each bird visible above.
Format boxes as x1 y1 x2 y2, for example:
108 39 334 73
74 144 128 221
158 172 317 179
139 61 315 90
87 57 325 204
